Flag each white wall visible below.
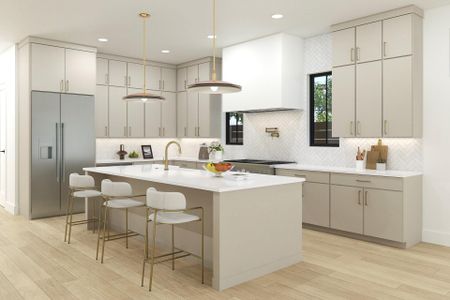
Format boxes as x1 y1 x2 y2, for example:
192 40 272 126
422 4 450 246
0 45 17 214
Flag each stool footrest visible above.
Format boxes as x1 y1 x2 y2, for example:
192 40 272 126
67 218 98 226
144 250 192 265
100 231 139 242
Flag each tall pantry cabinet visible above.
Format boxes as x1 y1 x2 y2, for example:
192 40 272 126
331 6 423 138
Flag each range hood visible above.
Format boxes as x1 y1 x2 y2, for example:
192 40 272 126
222 33 304 113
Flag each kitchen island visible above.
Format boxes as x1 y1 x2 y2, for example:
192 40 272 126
84 164 304 291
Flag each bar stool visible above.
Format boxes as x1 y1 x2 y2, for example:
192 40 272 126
96 179 145 263
64 173 102 244
141 188 204 291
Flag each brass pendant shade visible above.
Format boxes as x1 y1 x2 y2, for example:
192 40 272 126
123 12 165 102
187 0 242 94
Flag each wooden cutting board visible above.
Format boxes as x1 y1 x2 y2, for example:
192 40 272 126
366 151 380 170
371 143 388 164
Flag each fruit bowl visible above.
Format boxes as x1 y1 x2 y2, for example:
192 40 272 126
203 162 234 177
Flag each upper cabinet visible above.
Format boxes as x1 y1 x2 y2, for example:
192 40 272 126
222 33 304 112
331 6 423 138
356 21 382 63
332 28 355 67
383 15 413 59
96 58 109 85
109 60 127 87
95 56 178 138
30 43 96 95
175 60 221 138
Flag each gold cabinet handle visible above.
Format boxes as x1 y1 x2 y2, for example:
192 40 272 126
357 121 361 136
65 80 69 92
128 126 132 137
124 126 127 137
383 42 387 57
365 191 368 206
356 179 371 183
60 80 64 92
184 127 187 137
124 76 128 86
105 74 109 85
356 47 360 61
163 127 165 136
350 121 354 136
384 120 388 135
104 126 108 136
358 190 362 205
294 174 306 178
184 80 187 90
351 48 355 62
128 76 131 86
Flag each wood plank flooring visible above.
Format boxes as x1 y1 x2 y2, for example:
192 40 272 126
1 207 450 299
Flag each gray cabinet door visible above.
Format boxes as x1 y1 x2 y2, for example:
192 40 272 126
356 61 382 137
383 56 413 137
31 92 61 218
332 28 356 67
303 182 330 227
363 188 404 242
330 185 363 234
332 65 356 138
60 94 95 213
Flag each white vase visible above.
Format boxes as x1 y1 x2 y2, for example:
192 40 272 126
210 150 223 162
376 163 386 171
355 160 365 170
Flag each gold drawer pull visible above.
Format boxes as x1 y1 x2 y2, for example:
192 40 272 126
356 179 371 183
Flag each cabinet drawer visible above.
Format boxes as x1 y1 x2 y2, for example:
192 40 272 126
330 173 402 191
276 169 330 184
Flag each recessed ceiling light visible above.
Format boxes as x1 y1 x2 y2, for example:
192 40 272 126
98 38 108 42
161 50 170 54
271 14 284 19
207 35 217 39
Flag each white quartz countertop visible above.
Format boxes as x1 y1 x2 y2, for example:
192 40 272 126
84 165 304 193
273 164 422 178
96 157 209 165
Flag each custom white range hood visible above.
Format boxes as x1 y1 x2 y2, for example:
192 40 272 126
222 33 304 112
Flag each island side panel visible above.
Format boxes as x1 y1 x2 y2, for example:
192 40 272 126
212 182 303 291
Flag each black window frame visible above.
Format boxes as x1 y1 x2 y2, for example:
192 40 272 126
309 71 339 147
225 112 244 145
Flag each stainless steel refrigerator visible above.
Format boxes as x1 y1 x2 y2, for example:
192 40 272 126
31 91 95 219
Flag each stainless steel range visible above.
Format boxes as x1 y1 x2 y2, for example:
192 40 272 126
225 159 295 175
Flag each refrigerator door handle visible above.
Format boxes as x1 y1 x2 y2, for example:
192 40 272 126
56 123 60 183
61 123 65 182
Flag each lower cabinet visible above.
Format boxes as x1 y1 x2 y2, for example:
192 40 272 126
330 185 363 234
363 188 403 242
303 182 330 227
330 185 404 242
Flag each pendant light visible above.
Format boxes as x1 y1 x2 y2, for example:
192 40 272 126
123 12 164 102
187 0 242 94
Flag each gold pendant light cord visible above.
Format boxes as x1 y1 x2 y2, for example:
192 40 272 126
212 0 217 81
143 15 147 92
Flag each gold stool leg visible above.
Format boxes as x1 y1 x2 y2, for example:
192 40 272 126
64 192 72 242
149 212 158 291
172 224 175 271
96 205 103 260
141 209 149 287
201 210 205 284
92 198 97 233
125 208 129 249
101 205 109 263
67 195 75 244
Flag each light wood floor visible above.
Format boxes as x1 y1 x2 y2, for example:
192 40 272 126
1 208 450 299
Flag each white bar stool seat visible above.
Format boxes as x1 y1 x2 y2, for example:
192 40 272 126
142 188 204 291
149 212 200 224
65 173 102 244
96 179 145 263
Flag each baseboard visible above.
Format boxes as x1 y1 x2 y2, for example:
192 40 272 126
4 202 17 215
422 229 450 247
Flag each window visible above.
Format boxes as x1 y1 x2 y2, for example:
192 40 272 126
309 72 339 147
226 112 243 145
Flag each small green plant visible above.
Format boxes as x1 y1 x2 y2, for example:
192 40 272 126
208 141 224 153
128 151 139 159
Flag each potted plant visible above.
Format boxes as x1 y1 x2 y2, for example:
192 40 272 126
208 141 224 162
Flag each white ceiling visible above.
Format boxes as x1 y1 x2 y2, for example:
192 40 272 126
1 0 450 64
